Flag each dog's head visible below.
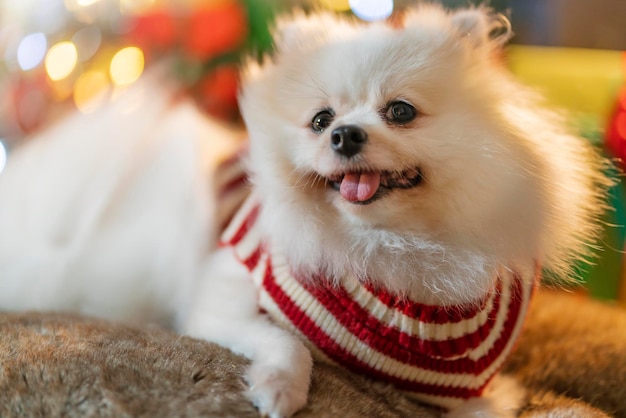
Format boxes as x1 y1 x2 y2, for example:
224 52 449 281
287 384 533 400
238 5 609 305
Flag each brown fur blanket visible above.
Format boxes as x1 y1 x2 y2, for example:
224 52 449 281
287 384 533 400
1 290 624 417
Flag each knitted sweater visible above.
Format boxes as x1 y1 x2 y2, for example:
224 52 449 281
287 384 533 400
219 190 538 410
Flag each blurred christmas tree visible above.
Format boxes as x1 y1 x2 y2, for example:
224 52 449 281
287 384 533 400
0 0 285 142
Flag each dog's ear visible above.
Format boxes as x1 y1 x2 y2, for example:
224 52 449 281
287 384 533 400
451 8 512 48
402 5 511 49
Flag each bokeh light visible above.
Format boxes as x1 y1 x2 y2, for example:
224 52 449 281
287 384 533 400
72 26 102 62
17 32 47 71
45 41 78 81
109 46 144 86
64 0 100 12
74 70 110 113
120 0 156 15
349 0 394 21
320 0 351 11
0 140 6 175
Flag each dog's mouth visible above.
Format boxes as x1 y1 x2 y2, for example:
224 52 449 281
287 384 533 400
326 167 423 205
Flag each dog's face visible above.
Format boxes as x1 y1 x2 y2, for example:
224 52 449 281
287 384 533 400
242 7 538 239
238 6 606 304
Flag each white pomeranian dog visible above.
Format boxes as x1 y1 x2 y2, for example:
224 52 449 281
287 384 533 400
0 4 610 418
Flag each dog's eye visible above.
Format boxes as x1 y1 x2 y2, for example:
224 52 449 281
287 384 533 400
311 110 334 133
384 101 418 124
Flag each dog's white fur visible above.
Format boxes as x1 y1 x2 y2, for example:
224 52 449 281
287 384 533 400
238 6 609 308
0 5 610 418
0 79 240 326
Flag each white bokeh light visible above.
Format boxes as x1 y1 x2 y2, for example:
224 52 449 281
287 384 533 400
349 0 394 21
45 41 78 80
0 140 7 175
17 32 47 71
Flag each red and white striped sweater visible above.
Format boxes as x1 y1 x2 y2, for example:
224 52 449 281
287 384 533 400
215 156 537 410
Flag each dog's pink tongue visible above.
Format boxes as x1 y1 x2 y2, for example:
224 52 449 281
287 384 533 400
340 172 381 202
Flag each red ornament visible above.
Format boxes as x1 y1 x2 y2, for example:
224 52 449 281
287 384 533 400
606 87 626 171
196 64 240 120
126 10 178 55
183 1 248 61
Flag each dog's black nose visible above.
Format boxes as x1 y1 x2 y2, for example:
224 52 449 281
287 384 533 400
330 125 368 158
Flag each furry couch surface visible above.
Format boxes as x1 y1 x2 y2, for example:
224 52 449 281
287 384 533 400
1 290 624 418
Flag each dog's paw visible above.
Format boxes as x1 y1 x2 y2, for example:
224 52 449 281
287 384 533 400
246 365 309 418
446 375 526 418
